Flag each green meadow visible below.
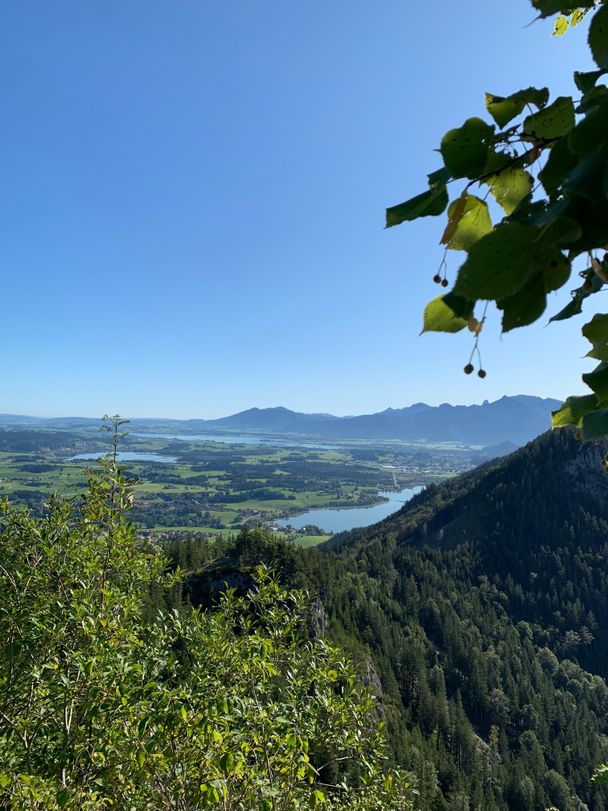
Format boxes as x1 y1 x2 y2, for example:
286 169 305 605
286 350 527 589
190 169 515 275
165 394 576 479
0 428 472 545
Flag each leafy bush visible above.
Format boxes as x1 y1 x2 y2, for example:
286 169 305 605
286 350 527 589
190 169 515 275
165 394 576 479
0 420 415 810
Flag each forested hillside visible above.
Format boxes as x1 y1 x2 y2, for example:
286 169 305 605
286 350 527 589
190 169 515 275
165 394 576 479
309 431 608 809
329 430 608 672
170 430 608 810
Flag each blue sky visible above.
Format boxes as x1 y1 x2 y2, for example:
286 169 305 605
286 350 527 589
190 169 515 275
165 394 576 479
0 1 598 418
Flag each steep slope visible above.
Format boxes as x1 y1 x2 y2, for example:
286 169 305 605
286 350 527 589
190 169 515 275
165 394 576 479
327 429 608 671
302 430 608 809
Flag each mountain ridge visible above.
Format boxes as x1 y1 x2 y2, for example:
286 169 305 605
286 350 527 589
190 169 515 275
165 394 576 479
0 395 561 447
325 428 608 671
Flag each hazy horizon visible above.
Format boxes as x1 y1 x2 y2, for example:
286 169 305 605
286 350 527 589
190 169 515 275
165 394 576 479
0 392 563 422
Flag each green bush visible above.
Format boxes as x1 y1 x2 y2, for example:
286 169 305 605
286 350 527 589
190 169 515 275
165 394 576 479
0 420 415 810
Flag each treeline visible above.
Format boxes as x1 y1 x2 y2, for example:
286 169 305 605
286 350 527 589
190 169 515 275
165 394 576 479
0 428 91 453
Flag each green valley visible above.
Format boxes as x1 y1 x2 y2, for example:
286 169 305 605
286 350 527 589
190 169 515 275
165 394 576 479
0 426 474 543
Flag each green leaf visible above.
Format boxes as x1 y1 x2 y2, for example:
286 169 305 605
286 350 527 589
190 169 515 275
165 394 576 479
485 87 549 128
563 144 608 199
453 223 536 301
454 222 570 303
553 15 569 36
582 408 608 439
508 196 546 220
552 394 598 427
441 291 475 319
574 69 606 94
422 296 468 334
446 195 492 251
540 246 572 293
589 5 608 70
578 84 608 113
137 749 145 768
583 361 608 399
569 200 608 251
219 752 234 772
549 295 583 322
539 136 578 197
531 0 581 17
583 313 608 359
498 274 546 332
583 313 608 342
568 98 608 156
530 213 581 293
481 149 513 176
523 96 575 140
593 764 608 785
427 167 452 188
571 8 585 27
532 209 582 253
486 166 533 215
386 185 448 227
441 192 469 244
440 118 494 179
56 788 70 807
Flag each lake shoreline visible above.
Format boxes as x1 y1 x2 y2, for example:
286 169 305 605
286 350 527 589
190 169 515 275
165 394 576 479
276 485 424 534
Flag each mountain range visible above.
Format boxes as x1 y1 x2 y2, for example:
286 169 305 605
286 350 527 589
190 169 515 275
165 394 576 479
0 394 561 447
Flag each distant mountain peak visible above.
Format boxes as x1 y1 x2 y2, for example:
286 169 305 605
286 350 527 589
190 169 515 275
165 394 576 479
0 396 562 446
196 395 560 445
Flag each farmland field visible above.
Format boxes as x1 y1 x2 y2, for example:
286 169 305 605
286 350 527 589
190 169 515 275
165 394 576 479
0 425 475 544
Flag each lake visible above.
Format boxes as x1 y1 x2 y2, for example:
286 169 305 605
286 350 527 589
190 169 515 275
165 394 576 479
70 452 178 463
130 431 337 450
278 486 424 534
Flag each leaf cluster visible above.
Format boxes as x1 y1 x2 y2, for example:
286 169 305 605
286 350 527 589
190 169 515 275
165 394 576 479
387 2 608 438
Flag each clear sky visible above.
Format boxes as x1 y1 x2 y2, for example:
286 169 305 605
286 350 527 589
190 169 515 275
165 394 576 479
0 1 598 418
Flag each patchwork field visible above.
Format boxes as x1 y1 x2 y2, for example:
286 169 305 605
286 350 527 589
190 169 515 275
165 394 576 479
0 425 474 544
